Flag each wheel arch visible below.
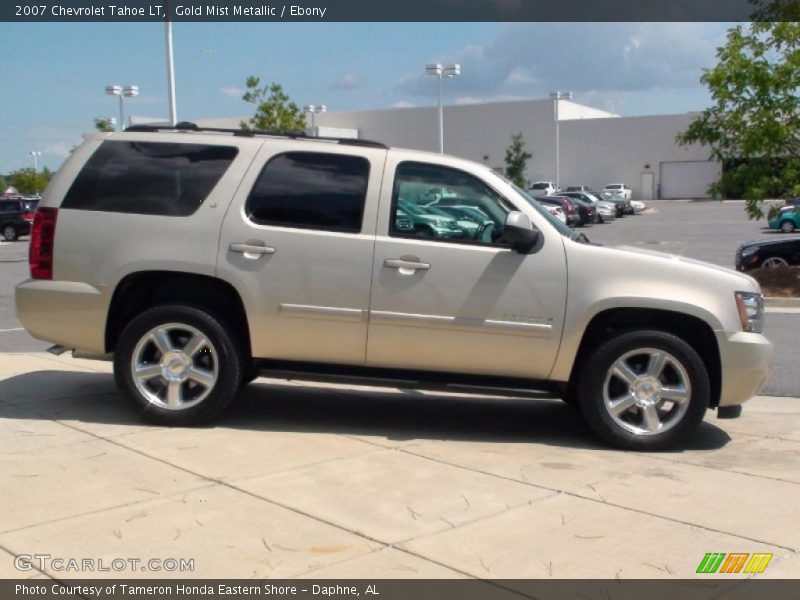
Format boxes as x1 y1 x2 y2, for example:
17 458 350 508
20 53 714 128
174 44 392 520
105 271 251 358
567 307 722 408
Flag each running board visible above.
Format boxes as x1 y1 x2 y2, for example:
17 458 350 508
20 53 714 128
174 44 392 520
253 363 559 400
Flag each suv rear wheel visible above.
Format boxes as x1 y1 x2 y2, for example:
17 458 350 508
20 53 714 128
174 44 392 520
113 304 245 425
577 330 709 450
2 224 17 241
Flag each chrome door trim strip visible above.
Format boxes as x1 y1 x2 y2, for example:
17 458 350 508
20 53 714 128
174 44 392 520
279 304 366 323
369 310 552 337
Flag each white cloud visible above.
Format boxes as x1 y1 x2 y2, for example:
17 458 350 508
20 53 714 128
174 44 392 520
329 74 363 91
220 86 244 98
396 23 728 114
391 100 415 108
42 142 73 158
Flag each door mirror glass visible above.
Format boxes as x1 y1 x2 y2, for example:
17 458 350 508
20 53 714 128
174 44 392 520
503 211 540 253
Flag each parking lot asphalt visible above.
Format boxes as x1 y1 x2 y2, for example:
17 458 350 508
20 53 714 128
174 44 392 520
0 201 798 580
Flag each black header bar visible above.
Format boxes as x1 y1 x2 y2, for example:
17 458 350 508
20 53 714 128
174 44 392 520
2 0 773 23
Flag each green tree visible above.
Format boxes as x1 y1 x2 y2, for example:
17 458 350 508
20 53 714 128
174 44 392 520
0 175 7 193
94 117 116 132
240 77 306 133
504 132 532 188
8 168 49 194
677 19 800 219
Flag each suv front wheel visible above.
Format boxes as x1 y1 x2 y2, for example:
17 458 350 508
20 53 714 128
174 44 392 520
114 304 245 425
577 330 710 450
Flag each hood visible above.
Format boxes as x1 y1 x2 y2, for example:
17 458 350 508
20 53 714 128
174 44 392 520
613 244 761 291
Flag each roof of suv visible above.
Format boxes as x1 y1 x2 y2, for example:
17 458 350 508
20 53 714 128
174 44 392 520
124 121 389 149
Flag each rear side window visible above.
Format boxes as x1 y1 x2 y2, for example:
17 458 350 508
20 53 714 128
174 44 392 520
62 141 238 216
245 152 370 233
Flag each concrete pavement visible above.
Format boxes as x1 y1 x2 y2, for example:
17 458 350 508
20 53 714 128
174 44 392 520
0 352 798 579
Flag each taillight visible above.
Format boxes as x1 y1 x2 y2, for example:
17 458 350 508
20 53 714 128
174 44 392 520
22 213 34 222
29 208 58 280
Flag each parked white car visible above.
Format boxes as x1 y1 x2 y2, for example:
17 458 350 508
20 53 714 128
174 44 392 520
544 203 567 224
630 200 646 214
603 183 632 200
529 181 556 197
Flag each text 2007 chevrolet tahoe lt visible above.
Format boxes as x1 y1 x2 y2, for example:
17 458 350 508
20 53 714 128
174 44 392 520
15 124 772 450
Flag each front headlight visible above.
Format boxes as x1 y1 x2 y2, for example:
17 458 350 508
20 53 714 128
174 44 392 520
735 292 764 333
740 246 757 257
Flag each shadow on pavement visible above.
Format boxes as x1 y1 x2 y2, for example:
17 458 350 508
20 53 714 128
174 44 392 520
0 370 732 452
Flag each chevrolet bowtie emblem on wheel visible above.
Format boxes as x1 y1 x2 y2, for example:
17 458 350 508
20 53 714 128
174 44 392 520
696 552 773 574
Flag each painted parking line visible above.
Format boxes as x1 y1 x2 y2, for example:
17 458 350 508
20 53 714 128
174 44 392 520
0 328 24 333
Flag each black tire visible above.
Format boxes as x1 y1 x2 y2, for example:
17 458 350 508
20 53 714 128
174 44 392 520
780 220 796 233
113 304 245 425
2 225 17 241
576 330 709 451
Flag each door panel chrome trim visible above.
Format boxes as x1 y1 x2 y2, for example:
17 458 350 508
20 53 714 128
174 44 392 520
369 310 552 337
279 303 367 323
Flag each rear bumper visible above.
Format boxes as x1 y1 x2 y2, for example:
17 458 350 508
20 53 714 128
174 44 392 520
15 279 109 354
715 330 773 407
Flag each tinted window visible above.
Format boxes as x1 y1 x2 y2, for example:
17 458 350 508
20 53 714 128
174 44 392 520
62 141 238 216
246 152 369 233
391 162 510 246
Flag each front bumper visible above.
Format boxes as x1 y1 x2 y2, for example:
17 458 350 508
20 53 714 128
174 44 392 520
715 330 773 407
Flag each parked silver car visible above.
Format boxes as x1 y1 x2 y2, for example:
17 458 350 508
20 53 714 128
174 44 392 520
16 125 771 450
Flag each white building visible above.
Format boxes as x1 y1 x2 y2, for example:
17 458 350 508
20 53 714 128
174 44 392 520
197 98 719 200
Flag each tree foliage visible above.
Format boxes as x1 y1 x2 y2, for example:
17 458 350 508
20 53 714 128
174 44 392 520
240 77 306 133
677 19 800 219
504 132 532 188
8 167 52 194
94 117 116 132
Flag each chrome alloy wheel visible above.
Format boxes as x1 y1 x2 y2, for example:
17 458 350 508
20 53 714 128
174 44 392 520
602 348 691 436
762 256 789 268
131 323 219 410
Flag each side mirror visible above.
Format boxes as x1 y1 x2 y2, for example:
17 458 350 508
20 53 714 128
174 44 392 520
503 211 540 253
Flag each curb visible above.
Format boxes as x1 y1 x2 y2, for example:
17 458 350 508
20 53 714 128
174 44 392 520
764 296 800 308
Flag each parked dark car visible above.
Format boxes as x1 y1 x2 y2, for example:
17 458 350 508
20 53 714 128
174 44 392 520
565 195 597 226
0 198 36 241
736 237 800 270
537 195 581 227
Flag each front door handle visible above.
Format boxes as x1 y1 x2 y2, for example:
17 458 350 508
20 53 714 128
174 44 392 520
384 257 430 272
229 242 276 257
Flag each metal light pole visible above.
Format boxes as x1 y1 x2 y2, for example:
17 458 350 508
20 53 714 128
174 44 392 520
105 85 139 131
426 63 461 154
165 22 177 125
303 105 327 134
29 151 41 193
549 90 572 190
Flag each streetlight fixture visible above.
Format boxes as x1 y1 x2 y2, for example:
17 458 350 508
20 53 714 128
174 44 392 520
105 84 139 131
549 90 572 191
303 105 327 134
426 63 461 154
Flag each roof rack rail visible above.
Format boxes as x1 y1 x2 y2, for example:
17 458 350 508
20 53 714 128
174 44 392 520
123 122 388 149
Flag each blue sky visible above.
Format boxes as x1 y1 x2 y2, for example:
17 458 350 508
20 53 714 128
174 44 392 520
0 22 733 172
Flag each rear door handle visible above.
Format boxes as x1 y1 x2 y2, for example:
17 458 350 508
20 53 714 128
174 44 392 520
384 257 430 271
229 243 276 256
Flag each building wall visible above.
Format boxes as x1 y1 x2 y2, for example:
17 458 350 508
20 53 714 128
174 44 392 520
559 113 714 199
196 100 715 199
